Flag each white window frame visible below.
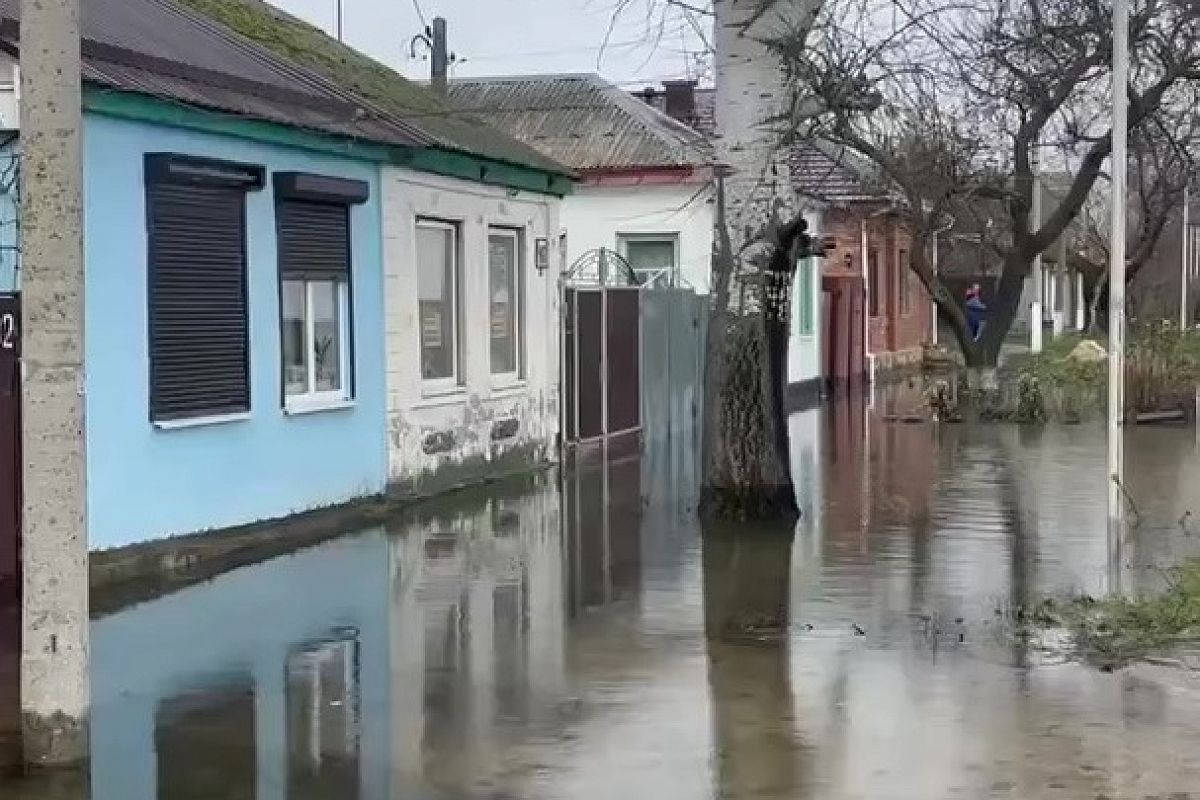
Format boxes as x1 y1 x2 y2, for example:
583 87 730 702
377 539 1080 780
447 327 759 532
617 232 679 286
487 227 524 386
417 218 463 394
283 277 352 414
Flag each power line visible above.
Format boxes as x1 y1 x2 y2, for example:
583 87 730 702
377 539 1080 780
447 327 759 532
411 0 429 29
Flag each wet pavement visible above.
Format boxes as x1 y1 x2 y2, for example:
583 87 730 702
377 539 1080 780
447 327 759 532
4 386 1200 799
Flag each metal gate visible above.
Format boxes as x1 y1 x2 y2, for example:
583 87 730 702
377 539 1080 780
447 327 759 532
0 293 18 607
561 248 643 451
562 286 642 446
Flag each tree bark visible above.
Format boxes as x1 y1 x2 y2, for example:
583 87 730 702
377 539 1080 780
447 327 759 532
701 0 820 519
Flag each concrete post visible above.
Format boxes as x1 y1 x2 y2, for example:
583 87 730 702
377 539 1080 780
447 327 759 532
18 0 89 766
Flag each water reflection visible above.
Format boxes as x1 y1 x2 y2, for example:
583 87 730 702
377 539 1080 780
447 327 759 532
4 392 1200 797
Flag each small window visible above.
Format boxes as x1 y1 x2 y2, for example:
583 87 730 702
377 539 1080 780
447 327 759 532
899 249 910 316
795 257 815 336
488 228 523 379
417 220 461 385
145 154 264 423
868 249 881 317
275 172 368 411
619 234 678 286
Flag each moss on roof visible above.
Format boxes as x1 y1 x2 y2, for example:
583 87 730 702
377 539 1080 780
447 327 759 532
174 0 571 176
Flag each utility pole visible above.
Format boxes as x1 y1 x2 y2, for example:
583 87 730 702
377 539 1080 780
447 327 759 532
335 0 343 41
1182 183 1190 329
1108 0 1129 566
1030 149 1044 354
19 0 89 766
430 17 448 95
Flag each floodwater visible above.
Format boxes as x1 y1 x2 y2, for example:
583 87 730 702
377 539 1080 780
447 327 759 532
5 385 1200 799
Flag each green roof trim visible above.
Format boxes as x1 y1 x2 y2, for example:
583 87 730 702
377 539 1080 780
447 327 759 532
83 87 574 196
173 0 574 181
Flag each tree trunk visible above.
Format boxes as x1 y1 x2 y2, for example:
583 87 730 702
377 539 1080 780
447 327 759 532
701 0 819 520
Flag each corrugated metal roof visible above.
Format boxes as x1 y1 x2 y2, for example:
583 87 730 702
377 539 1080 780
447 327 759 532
0 0 571 177
448 74 711 172
174 0 570 176
0 0 425 148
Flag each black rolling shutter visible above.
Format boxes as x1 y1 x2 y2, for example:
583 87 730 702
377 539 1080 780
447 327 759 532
146 154 264 422
276 200 350 280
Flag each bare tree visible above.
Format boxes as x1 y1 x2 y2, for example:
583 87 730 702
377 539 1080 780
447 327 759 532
783 0 1200 372
1073 115 1198 330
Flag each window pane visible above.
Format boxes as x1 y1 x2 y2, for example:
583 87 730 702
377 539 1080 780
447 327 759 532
312 280 341 393
489 233 518 375
624 239 675 282
417 225 455 380
282 279 308 396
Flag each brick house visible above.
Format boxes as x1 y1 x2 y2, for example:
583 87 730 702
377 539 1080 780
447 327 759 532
791 142 932 382
637 85 931 388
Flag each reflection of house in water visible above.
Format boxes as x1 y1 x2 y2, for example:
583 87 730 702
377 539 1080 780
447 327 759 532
84 430 715 798
88 476 571 799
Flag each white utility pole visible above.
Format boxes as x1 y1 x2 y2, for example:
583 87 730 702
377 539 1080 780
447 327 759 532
19 0 89 767
931 234 939 346
1030 149 1044 354
1107 0 1129 546
335 0 343 41
1182 183 1190 329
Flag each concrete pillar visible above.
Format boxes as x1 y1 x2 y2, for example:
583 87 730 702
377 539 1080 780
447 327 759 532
18 0 89 766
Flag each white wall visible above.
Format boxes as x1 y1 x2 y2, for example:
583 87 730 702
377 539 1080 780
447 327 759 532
382 167 562 491
560 182 714 292
788 207 824 387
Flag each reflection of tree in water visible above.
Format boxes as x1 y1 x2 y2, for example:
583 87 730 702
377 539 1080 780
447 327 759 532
702 521 805 798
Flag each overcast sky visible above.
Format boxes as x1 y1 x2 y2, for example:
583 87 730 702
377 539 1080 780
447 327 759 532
271 0 709 87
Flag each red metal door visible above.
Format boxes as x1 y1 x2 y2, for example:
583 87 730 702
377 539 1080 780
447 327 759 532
0 293 17 609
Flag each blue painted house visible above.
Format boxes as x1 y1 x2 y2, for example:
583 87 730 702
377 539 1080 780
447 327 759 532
0 0 572 550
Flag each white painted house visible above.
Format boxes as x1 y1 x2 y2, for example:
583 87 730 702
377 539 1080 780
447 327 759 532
382 169 564 494
449 75 714 292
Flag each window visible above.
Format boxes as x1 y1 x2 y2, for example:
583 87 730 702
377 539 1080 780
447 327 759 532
619 234 678 286
868 249 881 317
274 172 368 410
145 154 264 423
488 228 523 378
899 249 910 316
795 256 815 336
417 220 461 384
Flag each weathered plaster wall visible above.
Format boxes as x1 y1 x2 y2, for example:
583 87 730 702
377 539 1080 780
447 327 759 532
83 114 387 549
559 182 714 292
381 168 561 493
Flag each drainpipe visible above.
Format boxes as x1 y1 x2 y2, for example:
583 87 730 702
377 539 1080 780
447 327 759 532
930 216 956 346
1182 183 1190 329
861 206 891 385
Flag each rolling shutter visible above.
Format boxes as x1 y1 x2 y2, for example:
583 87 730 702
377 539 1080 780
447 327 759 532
146 154 264 422
276 200 349 280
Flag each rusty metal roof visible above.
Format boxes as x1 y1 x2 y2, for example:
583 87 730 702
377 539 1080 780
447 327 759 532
448 74 711 173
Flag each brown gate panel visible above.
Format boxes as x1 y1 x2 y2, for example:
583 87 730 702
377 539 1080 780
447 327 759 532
563 289 577 443
575 291 604 440
605 288 640 435
0 293 18 610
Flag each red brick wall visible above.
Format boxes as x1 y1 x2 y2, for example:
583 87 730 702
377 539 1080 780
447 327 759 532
820 206 931 365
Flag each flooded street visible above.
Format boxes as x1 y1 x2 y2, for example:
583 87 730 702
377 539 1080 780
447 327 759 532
5 390 1200 799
